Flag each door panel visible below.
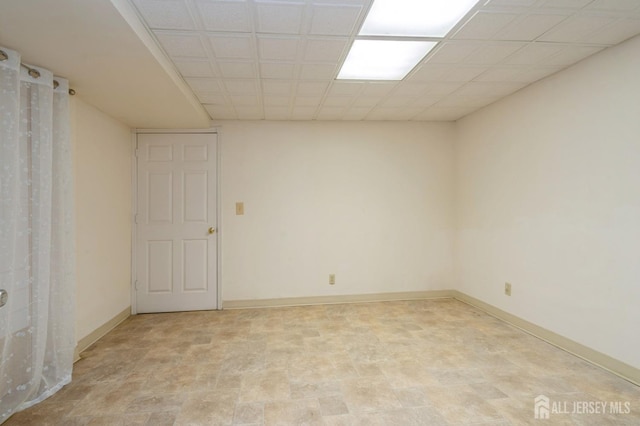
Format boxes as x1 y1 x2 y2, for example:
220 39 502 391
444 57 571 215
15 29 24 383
136 133 217 313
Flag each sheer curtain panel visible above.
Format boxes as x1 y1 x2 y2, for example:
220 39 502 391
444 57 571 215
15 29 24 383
0 46 76 423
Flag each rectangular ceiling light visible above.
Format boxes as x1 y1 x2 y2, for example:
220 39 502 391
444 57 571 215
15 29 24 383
360 0 479 37
337 40 437 80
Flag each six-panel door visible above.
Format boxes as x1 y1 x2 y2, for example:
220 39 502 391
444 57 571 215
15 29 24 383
136 133 217 313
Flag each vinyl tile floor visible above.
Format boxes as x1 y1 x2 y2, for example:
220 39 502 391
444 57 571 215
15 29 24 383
5 299 640 425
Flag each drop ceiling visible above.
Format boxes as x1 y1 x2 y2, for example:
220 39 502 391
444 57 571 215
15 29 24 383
126 0 640 121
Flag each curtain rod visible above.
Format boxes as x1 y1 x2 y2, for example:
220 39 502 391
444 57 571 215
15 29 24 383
0 48 76 96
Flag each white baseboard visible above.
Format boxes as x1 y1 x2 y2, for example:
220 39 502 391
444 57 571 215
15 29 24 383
74 307 131 362
222 290 455 309
451 291 640 387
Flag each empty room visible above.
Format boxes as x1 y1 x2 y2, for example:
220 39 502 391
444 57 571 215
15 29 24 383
1 0 639 424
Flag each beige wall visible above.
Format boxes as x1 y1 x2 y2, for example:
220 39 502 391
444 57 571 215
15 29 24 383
71 97 132 341
455 35 640 369
217 121 456 301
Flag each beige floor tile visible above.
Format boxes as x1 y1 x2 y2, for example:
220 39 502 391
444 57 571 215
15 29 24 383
5 299 639 426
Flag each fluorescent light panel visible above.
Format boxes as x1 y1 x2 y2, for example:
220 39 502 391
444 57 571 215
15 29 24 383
337 40 437 80
360 0 479 37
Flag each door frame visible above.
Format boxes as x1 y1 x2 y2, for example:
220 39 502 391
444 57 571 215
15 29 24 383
130 128 222 314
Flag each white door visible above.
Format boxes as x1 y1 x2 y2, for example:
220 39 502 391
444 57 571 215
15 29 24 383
136 133 218 313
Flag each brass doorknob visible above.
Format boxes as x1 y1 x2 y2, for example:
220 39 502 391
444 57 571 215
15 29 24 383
208 227 215 234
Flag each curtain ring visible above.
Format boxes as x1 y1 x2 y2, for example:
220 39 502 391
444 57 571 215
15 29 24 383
0 50 7 61
28 68 41 79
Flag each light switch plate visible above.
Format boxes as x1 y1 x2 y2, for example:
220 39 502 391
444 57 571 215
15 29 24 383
236 202 244 215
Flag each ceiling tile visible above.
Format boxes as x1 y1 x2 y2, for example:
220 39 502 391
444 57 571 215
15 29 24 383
133 0 196 30
542 45 605 66
408 65 489 82
426 42 480 64
453 11 518 40
323 96 354 106
296 81 329 96
299 63 337 79
224 80 259 95
186 77 223 94
230 95 261 106
391 83 432 97
174 59 217 77
503 43 566 65
208 35 254 59
303 38 349 62
497 13 568 41
586 0 640 12
328 82 363 96
463 42 526 65
453 82 527 97
155 32 208 58
262 80 294 95
538 0 593 9
263 96 291 106
256 1 305 34
194 0 251 32
351 97 382 107
587 18 640 44
379 96 413 108
309 4 363 36
218 61 257 79
409 96 441 108
260 62 297 79
538 15 617 43
360 83 397 97
204 105 236 119
294 96 323 106
258 36 301 61
485 0 538 7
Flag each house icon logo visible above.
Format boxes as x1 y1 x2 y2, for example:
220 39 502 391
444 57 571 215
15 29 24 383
535 395 550 419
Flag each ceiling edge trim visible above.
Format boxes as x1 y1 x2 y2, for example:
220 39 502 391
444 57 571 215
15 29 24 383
109 0 210 126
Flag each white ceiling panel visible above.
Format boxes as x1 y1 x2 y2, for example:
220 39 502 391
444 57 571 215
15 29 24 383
218 61 257 79
258 36 301 60
462 42 526 65
587 0 640 12
453 12 519 40
538 0 593 9
309 4 363 36
587 18 640 45
539 15 616 43
503 43 566 65
119 0 640 122
194 1 251 32
224 79 259 95
256 1 305 34
497 13 568 41
174 59 217 77
155 31 208 57
300 63 337 79
262 80 294 95
296 81 330 96
260 62 297 79
303 38 349 62
133 0 196 30
208 35 254 59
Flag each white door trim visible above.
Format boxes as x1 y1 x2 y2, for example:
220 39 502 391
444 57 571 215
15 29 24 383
131 129 222 312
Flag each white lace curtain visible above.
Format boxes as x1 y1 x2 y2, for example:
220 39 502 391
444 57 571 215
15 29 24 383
0 46 76 422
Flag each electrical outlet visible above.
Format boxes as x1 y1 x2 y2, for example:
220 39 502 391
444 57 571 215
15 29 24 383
329 274 335 285
235 202 244 215
505 282 512 296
